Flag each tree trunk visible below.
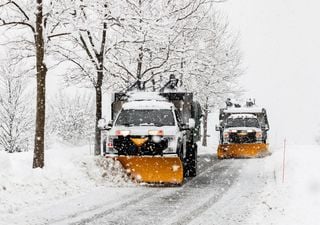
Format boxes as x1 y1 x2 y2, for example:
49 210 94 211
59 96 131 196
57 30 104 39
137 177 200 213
93 16 107 156
136 0 143 88
94 54 104 155
94 78 102 156
33 0 46 168
136 47 143 87
202 98 209 147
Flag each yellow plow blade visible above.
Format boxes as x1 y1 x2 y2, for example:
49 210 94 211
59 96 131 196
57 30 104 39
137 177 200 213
114 156 184 184
217 143 269 159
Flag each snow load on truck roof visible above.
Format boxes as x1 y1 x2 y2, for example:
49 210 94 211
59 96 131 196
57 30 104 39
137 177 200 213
127 91 167 101
123 91 173 110
123 100 173 110
223 106 264 114
227 114 258 119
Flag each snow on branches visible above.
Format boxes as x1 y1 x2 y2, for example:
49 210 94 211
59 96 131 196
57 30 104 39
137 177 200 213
49 91 95 145
0 65 34 152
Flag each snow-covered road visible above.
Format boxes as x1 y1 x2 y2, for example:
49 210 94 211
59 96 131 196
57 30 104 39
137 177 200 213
5 154 256 225
2 145 320 225
71 155 242 225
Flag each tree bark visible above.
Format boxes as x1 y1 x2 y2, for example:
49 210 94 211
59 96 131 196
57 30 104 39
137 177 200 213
94 69 103 155
202 97 209 147
93 14 107 156
136 48 143 81
33 0 46 168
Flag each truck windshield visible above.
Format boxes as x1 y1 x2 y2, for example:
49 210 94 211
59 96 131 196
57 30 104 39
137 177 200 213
226 118 260 128
115 109 175 126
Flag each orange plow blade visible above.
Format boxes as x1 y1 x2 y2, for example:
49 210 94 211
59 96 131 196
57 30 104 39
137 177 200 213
114 156 184 184
217 143 269 159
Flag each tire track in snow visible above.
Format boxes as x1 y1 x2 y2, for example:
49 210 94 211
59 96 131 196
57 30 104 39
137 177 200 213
168 159 242 225
50 189 157 225
79 155 243 225
59 154 219 225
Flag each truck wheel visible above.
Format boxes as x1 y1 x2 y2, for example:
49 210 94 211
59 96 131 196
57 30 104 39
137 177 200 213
184 143 197 177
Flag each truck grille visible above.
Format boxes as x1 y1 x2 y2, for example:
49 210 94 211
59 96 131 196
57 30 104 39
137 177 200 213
113 136 168 155
229 131 257 144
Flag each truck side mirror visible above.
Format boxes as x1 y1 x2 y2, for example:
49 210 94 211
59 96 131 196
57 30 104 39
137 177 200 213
98 118 107 130
188 118 196 129
107 120 113 127
262 124 269 131
98 118 112 130
106 120 113 130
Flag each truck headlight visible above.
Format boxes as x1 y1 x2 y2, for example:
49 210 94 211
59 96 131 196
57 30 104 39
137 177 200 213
151 135 161 143
115 130 130 136
148 130 164 136
256 132 262 138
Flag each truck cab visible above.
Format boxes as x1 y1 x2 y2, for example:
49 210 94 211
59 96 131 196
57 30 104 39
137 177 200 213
103 92 189 159
217 100 269 144
222 114 264 144
216 99 270 159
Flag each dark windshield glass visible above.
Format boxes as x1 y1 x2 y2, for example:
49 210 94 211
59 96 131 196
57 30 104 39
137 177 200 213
115 109 175 126
226 118 260 128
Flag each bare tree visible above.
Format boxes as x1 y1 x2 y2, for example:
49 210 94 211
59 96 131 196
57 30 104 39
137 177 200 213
0 65 34 152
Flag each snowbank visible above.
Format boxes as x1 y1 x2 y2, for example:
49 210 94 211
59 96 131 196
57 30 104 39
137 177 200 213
0 143 130 217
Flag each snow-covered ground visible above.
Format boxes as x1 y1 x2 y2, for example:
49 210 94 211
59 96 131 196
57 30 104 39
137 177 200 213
248 145 320 225
0 142 132 224
1 114 320 224
189 144 320 225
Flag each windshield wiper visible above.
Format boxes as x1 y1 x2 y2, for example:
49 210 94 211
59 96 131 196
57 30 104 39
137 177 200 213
141 123 167 127
139 123 156 126
121 123 134 127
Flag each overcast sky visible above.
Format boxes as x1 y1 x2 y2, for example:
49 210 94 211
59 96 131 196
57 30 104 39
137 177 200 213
216 0 320 145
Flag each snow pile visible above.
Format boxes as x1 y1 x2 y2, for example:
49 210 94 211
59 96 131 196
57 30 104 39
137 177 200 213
96 157 131 183
0 143 131 216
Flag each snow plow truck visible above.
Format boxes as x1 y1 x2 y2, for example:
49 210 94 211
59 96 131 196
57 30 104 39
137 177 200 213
99 75 202 184
216 99 270 159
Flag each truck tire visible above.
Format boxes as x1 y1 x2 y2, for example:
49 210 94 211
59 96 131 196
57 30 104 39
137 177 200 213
184 143 197 177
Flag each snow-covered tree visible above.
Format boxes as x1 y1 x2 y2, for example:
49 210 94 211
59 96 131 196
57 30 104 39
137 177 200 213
108 0 214 90
182 12 243 146
51 0 125 155
49 91 95 145
50 0 208 154
0 66 34 152
0 0 72 167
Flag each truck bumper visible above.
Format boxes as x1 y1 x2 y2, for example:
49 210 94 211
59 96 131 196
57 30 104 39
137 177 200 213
217 143 270 159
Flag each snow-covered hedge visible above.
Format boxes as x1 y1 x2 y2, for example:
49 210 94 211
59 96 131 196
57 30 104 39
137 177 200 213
48 91 95 145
